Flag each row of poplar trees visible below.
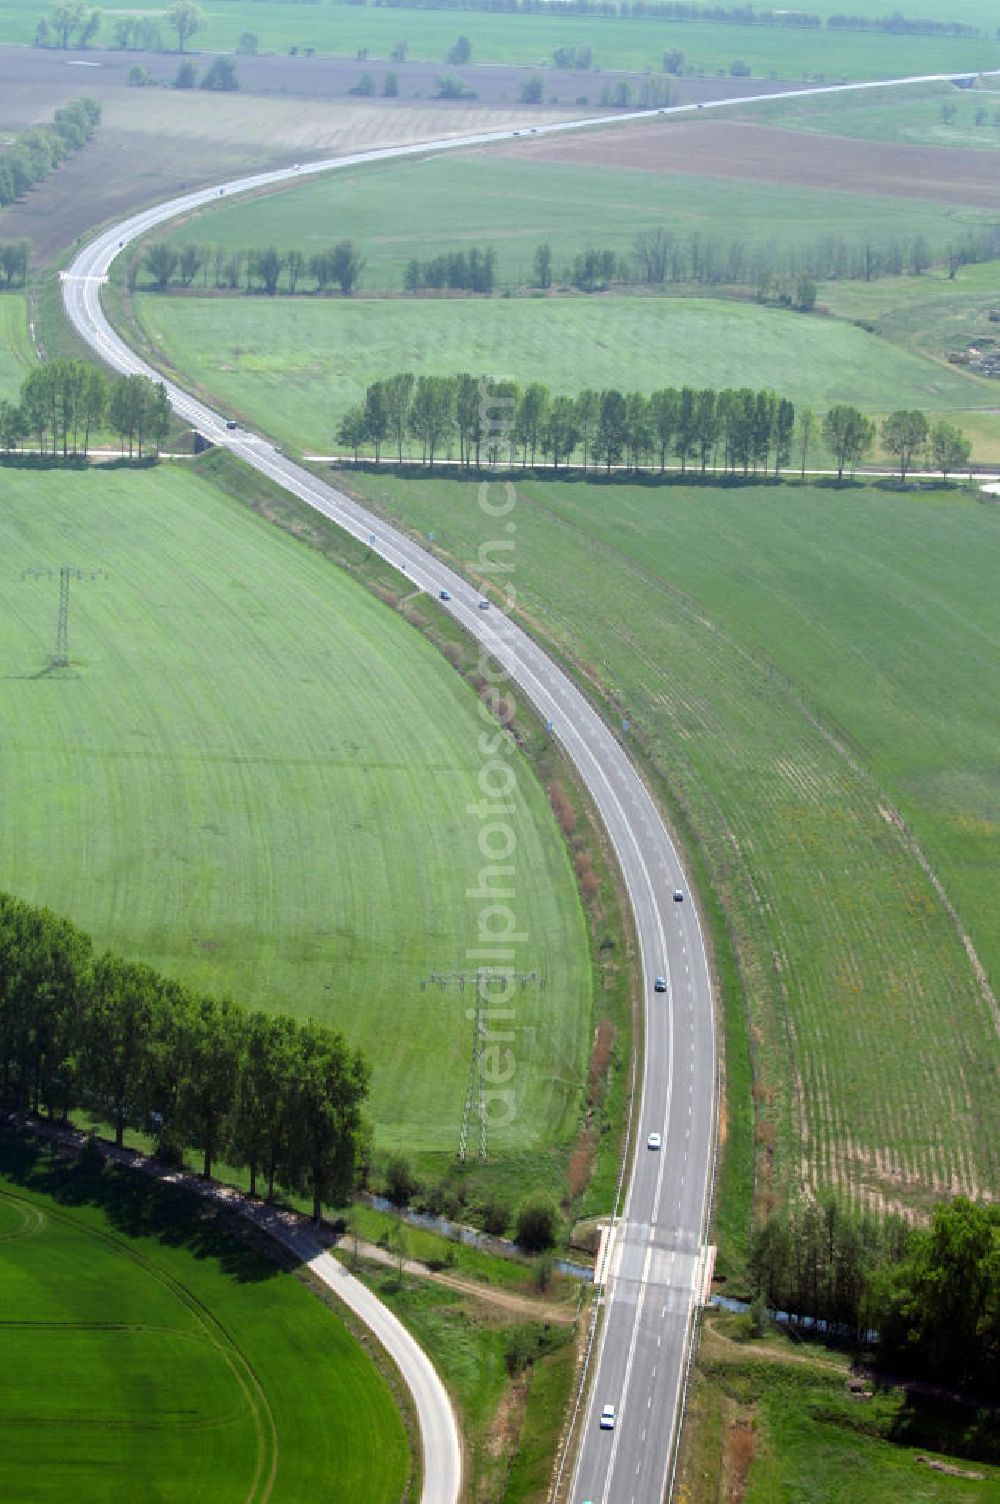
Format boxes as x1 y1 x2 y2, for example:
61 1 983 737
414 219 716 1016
339 374 798 476
0 893 369 1221
341 377 977 481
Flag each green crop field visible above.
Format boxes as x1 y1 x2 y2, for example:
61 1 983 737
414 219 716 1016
131 291 992 453
0 0 997 80
0 293 32 400
0 462 591 1175
0 1133 410 1502
160 154 994 293
340 466 1000 1219
740 81 1000 150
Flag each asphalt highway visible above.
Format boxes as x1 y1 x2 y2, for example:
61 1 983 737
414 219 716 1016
61 69 982 1501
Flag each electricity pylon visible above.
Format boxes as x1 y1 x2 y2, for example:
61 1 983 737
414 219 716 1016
22 565 107 667
421 968 544 1161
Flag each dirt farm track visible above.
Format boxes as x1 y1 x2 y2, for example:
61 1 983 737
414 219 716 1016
490 118 1000 207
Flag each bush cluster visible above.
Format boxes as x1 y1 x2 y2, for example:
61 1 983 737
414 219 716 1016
552 43 593 67
35 0 207 52
598 76 673 107
433 73 477 98
376 1150 559 1248
750 1193 1000 1397
404 247 497 293
0 241 30 288
174 56 240 91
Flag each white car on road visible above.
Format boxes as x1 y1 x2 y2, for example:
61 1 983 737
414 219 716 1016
599 1404 617 1430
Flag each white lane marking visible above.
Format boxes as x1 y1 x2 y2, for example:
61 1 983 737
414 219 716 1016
600 1236 656 1504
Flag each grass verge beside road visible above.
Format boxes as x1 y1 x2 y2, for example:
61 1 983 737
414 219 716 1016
353 1256 579 1503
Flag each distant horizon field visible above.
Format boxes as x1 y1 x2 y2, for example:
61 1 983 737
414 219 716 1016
0 462 591 1168
160 153 996 293
0 1 996 80
0 1135 410 1502
131 291 993 452
342 465 1000 1214
739 79 1000 151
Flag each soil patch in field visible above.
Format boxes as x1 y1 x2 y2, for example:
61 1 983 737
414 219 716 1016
488 118 1000 208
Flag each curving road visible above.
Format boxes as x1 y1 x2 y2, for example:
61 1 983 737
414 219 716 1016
61 68 985 1502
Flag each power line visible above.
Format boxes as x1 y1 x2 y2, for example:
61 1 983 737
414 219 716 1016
22 565 107 668
421 968 544 1161
458 977 488 1165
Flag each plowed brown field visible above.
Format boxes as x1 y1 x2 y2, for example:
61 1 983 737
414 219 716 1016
489 118 1000 207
